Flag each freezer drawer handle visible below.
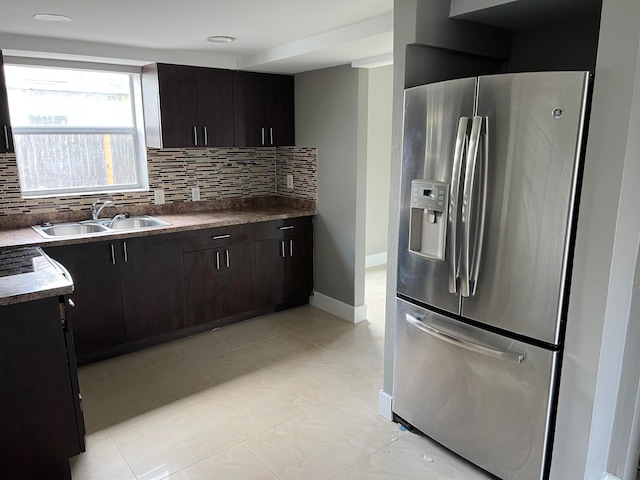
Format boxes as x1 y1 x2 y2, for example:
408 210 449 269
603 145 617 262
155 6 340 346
405 314 525 364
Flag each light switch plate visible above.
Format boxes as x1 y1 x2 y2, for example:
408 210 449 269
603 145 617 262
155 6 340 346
154 189 165 205
191 187 200 201
286 174 293 189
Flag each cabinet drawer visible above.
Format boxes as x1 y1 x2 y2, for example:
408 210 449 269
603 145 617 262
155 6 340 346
254 216 312 241
182 224 254 252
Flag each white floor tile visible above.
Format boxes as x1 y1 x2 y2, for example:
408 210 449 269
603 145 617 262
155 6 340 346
72 267 493 480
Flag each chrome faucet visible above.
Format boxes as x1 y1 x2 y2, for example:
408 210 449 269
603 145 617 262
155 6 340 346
107 213 128 227
91 200 114 220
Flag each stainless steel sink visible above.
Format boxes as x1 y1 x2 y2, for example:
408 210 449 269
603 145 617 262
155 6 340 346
36 223 110 237
32 215 170 239
108 216 170 230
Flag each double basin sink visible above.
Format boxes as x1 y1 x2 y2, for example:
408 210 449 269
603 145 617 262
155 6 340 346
32 215 170 239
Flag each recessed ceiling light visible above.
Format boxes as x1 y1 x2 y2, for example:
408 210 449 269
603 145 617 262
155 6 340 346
206 36 235 44
33 13 72 22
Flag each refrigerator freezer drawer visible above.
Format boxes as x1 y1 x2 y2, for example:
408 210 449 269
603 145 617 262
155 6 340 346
393 297 558 480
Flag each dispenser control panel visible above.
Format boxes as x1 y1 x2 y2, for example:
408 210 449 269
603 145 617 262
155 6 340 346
408 179 449 261
411 180 448 213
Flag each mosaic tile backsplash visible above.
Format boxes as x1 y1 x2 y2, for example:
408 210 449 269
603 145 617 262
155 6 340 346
0 146 317 219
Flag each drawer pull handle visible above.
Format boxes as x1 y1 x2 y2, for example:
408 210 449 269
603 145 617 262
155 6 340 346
212 234 231 240
279 226 295 230
406 314 526 364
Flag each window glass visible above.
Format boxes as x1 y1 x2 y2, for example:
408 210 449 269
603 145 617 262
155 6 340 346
5 64 147 196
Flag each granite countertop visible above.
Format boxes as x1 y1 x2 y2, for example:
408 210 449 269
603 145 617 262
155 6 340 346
0 247 74 306
0 204 317 250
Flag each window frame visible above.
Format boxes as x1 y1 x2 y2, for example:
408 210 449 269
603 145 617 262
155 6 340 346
4 57 149 198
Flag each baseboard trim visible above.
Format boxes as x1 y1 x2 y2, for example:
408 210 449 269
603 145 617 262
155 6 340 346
366 252 387 268
379 390 393 420
600 474 622 480
310 292 368 323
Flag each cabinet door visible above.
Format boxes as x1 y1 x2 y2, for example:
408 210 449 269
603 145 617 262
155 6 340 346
233 71 265 147
155 64 200 148
0 298 82 474
45 242 125 362
254 238 287 308
119 233 187 341
0 51 14 153
196 67 235 147
222 242 256 316
264 74 295 146
287 234 313 303
184 249 224 327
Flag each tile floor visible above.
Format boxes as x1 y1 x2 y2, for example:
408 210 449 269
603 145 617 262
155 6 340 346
70 265 493 480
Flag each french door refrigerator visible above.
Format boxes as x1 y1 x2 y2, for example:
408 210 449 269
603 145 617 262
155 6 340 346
393 71 590 480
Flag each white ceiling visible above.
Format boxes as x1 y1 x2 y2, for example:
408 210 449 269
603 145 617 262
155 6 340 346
0 0 393 73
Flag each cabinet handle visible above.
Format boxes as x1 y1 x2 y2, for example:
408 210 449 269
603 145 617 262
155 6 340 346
279 225 295 230
270 127 273 145
280 240 286 258
215 250 220 270
289 239 294 257
67 298 76 308
193 126 198 146
212 234 231 240
261 127 265 146
110 243 116 265
123 241 128 263
225 249 230 268
3 125 8 150
203 126 208 146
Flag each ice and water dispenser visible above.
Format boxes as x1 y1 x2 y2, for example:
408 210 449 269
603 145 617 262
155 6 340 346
408 179 449 261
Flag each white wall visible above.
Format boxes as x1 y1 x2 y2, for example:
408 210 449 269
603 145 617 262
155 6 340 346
365 65 393 263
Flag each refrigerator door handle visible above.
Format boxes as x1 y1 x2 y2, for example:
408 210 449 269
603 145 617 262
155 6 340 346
460 116 484 297
448 117 468 294
405 313 525 364
470 117 489 295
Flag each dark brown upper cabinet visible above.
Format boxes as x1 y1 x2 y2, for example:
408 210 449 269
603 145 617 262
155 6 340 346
233 71 295 147
141 63 234 148
0 51 14 153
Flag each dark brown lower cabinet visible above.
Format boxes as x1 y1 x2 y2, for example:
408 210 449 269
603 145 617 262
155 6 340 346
120 234 187 341
184 242 256 325
45 218 311 364
222 242 256 316
184 249 224 326
46 242 125 361
0 296 84 479
255 234 313 308
46 233 186 362
287 233 314 302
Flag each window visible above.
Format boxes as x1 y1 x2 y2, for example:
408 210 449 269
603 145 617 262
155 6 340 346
5 63 147 197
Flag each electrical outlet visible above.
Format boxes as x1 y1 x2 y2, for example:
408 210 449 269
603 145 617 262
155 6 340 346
154 189 165 205
191 187 200 201
286 174 294 189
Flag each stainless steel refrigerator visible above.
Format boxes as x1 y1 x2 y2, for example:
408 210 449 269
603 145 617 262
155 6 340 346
393 72 590 480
